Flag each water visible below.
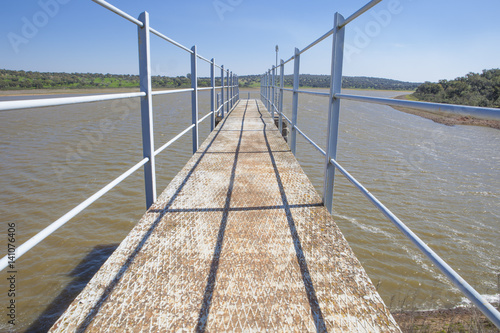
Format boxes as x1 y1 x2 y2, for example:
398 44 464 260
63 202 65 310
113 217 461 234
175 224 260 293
0 89 498 330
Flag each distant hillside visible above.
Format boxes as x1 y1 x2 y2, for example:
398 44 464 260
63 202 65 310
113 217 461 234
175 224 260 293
412 69 500 108
239 74 420 91
0 69 208 90
0 69 419 91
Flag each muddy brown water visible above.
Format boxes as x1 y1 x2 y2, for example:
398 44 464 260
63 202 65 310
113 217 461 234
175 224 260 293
0 88 498 331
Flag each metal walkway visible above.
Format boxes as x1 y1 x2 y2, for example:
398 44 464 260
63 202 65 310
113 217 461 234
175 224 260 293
50 99 400 332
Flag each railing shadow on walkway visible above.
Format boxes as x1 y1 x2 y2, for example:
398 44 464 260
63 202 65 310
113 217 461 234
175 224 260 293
73 100 242 332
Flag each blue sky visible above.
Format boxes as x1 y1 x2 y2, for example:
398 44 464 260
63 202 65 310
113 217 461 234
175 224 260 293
0 0 499 82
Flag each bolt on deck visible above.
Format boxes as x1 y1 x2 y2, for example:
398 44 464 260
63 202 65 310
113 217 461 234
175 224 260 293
50 99 400 332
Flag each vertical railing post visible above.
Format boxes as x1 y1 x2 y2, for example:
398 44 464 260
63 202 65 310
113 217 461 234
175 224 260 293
230 71 233 110
263 75 265 102
271 66 276 118
278 59 284 135
221 65 225 118
267 70 271 112
260 76 264 100
210 58 216 131
226 70 230 112
323 12 345 213
263 74 266 106
265 71 268 110
217 92 220 114
137 11 156 209
291 48 300 156
191 45 199 154
264 72 267 109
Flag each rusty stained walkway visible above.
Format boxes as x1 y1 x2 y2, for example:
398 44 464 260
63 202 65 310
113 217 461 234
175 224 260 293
50 99 400 332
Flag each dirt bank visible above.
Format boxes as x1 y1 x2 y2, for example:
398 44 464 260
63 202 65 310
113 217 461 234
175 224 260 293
392 95 500 130
392 306 500 332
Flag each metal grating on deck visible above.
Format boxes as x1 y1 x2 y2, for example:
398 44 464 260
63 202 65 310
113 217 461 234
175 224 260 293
50 99 401 332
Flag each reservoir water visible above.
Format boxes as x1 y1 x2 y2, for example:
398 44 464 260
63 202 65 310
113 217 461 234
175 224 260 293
0 88 498 331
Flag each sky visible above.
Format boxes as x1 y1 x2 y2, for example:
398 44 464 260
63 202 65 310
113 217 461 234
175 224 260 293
0 0 499 83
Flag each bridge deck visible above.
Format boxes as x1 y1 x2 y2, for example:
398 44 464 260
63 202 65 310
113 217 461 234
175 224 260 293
50 99 400 332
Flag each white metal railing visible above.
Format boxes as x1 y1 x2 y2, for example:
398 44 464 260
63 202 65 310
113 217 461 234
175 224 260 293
0 0 240 272
260 0 500 328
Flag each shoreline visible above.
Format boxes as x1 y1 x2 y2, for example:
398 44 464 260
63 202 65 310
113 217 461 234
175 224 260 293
392 305 500 332
392 94 500 130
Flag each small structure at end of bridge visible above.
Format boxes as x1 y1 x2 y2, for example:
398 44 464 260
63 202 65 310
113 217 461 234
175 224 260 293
50 99 400 332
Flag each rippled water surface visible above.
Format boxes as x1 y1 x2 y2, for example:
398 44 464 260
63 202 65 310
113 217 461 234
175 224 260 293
0 89 498 330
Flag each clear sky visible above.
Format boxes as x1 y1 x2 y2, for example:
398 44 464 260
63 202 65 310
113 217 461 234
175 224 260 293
1 0 499 82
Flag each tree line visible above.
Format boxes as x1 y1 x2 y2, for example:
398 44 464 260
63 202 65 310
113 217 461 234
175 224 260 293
412 69 500 108
0 69 216 90
239 74 420 90
0 69 420 91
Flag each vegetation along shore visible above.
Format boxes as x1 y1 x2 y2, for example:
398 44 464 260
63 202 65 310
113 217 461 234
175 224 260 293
1 68 499 130
392 69 500 130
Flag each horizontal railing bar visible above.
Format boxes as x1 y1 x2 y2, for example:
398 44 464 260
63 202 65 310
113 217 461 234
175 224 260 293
328 156 500 328
297 89 330 97
0 157 149 272
300 28 335 57
154 124 195 157
296 126 327 156
197 87 213 91
280 0 381 66
336 93 500 121
91 0 143 27
198 111 213 124
92 1 236 74
197 54 212 64
283 55 294 66
152 88 194 96
281 112 292 125
0 92 145 112
149 27 194 54
340 0 383 28
282 28 335 65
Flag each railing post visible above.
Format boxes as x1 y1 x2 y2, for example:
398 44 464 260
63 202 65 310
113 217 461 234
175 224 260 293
226 69 230 111
264 72 267 109
263 74 266 105
271 66 276 118
191 45 199 154
265 71 268 110
217 92 220 114
260 76 264 100
210 58 216 131
278 59 284 135
221 65 225 118
291 48 301 156
230 71 233 110
267 70 271 112
137 11 156 209
323 12 345 213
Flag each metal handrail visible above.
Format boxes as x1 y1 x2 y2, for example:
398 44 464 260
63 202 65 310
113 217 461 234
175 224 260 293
0 0 240 273
260 0 500 328
0 157 149 271
0 91 145 112
152 88 194 96
336 93 500 121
